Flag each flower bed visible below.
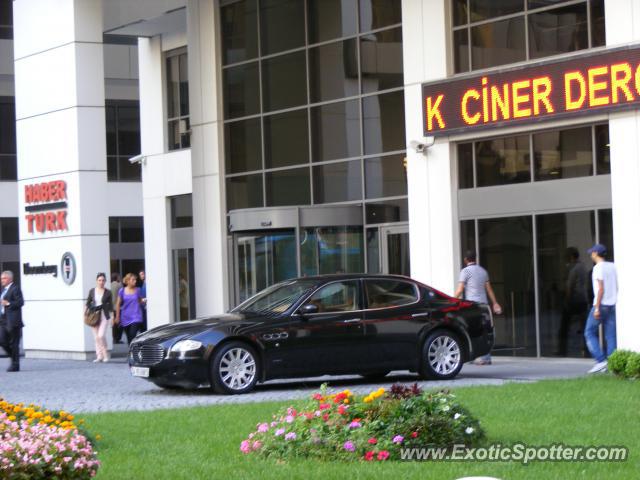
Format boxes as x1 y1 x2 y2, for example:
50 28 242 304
240 384 485 461
0 398 100 479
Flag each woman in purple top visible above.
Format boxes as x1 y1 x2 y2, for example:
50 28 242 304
115 273 145 343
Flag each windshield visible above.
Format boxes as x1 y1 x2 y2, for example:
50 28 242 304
232 279 318 315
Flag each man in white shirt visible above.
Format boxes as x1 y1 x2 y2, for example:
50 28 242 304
584 244 617 373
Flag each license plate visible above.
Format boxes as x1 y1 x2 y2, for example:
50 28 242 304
131 366 149 378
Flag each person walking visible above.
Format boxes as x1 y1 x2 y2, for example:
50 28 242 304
115 273 145 344
85 273 113 363
138 270 147 332
557 247 589 356
454 251 502 365
0 270 24 372
584 244 618 373
110 273 123 343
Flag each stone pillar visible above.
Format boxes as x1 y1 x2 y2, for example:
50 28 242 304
187 0 229 315
13 0 109 359
605 0 640 352
402 0 457 294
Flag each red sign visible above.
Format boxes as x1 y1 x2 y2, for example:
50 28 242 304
24 180 68 233
423 45 640 136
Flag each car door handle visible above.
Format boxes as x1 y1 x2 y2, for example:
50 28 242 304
342 318 362 323
411 312 430 318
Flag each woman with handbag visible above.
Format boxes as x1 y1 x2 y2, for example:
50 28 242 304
85 272 113 363
115 273 145 344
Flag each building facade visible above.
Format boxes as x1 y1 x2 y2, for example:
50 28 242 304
5 0 640 358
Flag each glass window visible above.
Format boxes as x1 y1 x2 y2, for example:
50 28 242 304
598 209 613 260
105 101 141 182
0 97 16 155
225 118 262 174
460 219 476 266
458 142 474 189
260 0 305 55
453 29 470 74
533 126 592 181
264 109 309 168
119 217 144 243
262 51 307 112
171 194 193 228
168 118 191 151
109 218 119 243
0 0 12 40
309 39 359 103
528 3 588 60
221 0 258 65
108 157 141 182
536 211 594 357
362 90 405 155
360 27 403 93
313 160 362 203
166 50 190 151
266 167 310 206
471 17 526 70
453 0 468 26
117 106 140 155
365 279 418 308
595 124 610 175
300 226 364 275
359 0 401 32
0 217 18 245
469 0 523 22
365 199 408 223
476 135 530 187
306 281 360 312
366 227 380 273
364 154 407 199
226 174 263 210
105 105 117 156
591 0 606 48
308 0 358 44
310 100 360 162
223 62 260 119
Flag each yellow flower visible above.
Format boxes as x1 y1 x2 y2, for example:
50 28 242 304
67 414 74 421
343 399 349 404
95 434 102 441
8 415 15 421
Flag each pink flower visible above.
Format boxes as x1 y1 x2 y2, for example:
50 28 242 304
337 405 347 415
411 431 418 438
312 393 323 401
285 432 297 441
343 441 356 452
257 423 269 432
319 403 331 410
349 421 361 429
252 441 262 450
240 440 251 454
364 451 375 461
377 450 390 461
285 415 295 424
275 428 285 436
367 437 377 445
392 435 404 444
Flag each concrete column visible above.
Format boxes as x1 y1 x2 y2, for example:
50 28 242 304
402 0 457 294
605 0 640 352
13 0 109 359
187 0 228 315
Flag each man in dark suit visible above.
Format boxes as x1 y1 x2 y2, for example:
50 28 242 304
0 270 24 372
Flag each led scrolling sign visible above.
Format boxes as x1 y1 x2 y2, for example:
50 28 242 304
422 46 640 136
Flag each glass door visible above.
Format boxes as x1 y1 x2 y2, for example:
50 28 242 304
234 229 297 304
173 248 196 322
380 225 410 276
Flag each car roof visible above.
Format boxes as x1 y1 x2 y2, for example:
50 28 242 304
293 273 420 284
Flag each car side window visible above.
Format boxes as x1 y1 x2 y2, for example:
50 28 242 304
306 281 359 313
365 279 418 309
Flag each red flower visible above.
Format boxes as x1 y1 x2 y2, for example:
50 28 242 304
411 431 418 438
368 437 377 445
304 413 314 420
312 393 323 401
337 405 347 415
319 403 331 410
377 450 390 461
364 451 375 461
322 413 330 422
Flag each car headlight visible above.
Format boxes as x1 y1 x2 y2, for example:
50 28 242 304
170 339 202 353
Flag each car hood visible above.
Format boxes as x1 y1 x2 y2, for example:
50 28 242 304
132 312 269 343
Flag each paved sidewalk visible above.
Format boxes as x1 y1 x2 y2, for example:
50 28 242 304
0 356 593 414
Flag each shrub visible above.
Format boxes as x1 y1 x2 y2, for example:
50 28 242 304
240 384 485 462
0 399 99 479
623 353 640 379
608 350 634 376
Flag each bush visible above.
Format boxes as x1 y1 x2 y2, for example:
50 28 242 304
624 353 640 379
608 350 634 376
0 399 99 479
240 384 485 462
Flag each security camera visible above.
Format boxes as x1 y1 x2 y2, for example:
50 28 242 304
129 154 146 165
409 137 435 153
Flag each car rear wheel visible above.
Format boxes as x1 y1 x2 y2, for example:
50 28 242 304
211 342 259 395
420 330 463 380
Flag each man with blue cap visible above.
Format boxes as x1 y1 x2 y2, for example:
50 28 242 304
584 243 617 373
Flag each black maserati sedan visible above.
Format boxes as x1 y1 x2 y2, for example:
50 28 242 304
128 274 494 394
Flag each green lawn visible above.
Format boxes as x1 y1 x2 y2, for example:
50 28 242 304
84 376 638 480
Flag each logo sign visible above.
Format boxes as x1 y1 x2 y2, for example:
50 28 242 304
423 45 640 136
23 262 58 277
24 180 68 234
60 252 76 285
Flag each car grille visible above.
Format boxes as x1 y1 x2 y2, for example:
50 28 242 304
130 343 165 366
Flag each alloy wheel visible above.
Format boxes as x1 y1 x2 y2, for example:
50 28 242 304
427 335 461 376
218 347 257 391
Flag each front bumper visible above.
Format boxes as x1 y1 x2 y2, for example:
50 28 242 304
129 355 210 389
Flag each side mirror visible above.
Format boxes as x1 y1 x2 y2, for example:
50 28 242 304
299 303 319 316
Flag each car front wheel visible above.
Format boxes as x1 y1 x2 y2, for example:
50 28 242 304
420 330 463 380
211 342 259 395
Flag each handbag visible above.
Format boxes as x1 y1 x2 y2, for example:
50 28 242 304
84 306 101 327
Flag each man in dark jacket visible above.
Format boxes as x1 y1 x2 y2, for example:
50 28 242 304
0 270 24 372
